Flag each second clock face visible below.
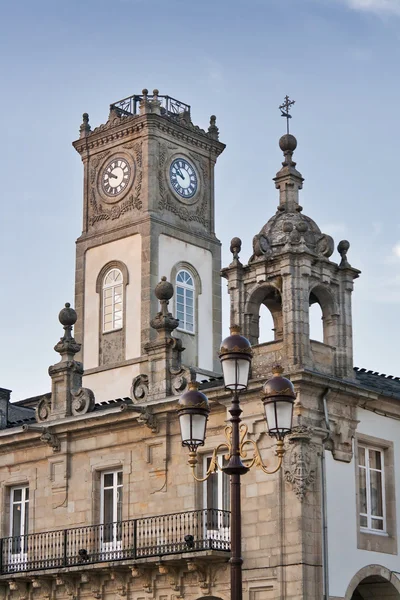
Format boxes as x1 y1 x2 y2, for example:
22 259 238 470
101 157 132 198
169 158 198 200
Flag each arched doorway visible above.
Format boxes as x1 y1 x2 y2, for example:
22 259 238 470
346 566 400 599
351 575 400 598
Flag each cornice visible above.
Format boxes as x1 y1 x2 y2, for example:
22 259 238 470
73 113 225 157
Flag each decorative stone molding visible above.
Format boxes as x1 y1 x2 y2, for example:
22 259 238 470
137 407 158 433
88 142 143 227
131 374 149 403
40 429 61 453
158 142 209 228
186 560 223 594
158 564 182 593
110 571 127 599
71 387 95 416
330 415 359 462
170 366 196 395
284 426 317 501
56 577 77 600
36 396 51 423
9 581 28 600
80 573 103 599
31 578 53 599
131 566 154 594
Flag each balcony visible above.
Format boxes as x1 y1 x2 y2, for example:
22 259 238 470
0 509 230 575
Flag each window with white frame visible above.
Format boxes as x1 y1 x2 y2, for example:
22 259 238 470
358 445 386 532
102 268 123 333
203 455 230 530
176 270 195 333
10 486 29 557
100 471 123 547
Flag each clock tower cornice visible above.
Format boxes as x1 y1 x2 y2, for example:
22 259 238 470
73 112 225 158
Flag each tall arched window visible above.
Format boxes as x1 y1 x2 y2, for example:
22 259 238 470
103 268 123 332
176 269 195 333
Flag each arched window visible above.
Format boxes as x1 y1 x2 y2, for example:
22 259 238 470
176 269 195 333
103 268 123 332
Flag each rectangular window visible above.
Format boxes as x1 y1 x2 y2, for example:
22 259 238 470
358 445 385 532
203 455 230 530
9 486 29 560
100 471 123 551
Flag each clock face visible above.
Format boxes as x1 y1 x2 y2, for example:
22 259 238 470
101 157 132 198
169 158 198 199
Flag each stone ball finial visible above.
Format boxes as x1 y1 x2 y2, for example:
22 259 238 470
142 88 148 96
279 133 297 153
155 276 174 301
59 303 77 327
153 89 159 96
210 115 216 124
338 240 350 255
82 112 89 123
230 237 242 254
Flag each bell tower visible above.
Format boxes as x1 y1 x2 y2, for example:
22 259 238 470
222 120 360 380
73 90 225 401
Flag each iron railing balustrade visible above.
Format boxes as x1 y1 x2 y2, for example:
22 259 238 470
0 509 230 574
110 94 191 118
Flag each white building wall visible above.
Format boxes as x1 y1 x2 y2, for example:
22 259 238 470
82 235 142 369
83 363 142 403
158 234 213 371
327 407 400 598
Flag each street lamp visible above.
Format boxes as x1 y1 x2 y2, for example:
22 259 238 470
177 326 296 600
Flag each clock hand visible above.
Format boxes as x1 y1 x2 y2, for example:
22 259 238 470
175 166 185 179
106 171 118 179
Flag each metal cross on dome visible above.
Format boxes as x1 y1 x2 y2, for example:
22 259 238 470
279 95 295 134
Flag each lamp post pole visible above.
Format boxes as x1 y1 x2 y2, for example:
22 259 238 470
224 390 249 600
177 325 295 600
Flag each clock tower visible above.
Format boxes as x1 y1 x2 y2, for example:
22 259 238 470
72 90 225 402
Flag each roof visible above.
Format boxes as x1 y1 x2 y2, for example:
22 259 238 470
354 367 400 401
5 368 400 429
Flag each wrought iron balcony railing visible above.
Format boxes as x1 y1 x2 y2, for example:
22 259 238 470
0 509 230 575
110 93 191 118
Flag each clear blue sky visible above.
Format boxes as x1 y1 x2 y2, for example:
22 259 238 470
1 0 399 401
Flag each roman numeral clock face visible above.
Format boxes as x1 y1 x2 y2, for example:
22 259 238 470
101 158 132 198
169 158 198 201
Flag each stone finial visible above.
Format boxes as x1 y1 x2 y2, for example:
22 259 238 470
151 277 179 336
279 133 297 166
54 303 81 360
338 240 351 268
274 132 304 212
230 237 242 261
151 88 161 115
79 113 91 138
140 88 151 115
208 115 219 140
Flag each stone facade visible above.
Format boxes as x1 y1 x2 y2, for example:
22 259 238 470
0 92 399 600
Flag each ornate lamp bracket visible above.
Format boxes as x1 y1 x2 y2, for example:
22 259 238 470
188 423 285 481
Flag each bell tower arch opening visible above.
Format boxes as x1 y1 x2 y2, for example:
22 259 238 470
245 284 283 346
309 284 338 347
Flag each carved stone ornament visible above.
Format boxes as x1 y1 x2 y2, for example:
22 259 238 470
137 407 158 433
31 578 53 599
9 581 28 600
170 366 196 395
36 395 51 423
56 577 78 600
158 564 182 593
131 374 149 403
131 566 153 594
110 571 127 599
158 142 209 228
71 387 95 416
89 142 143 227
284 427 316 501
40 429 61 453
